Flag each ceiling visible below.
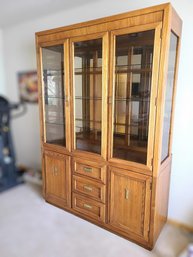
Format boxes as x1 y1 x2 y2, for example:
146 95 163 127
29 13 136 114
0 0 94 28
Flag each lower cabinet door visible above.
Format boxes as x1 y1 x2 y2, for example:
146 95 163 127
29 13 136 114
44 151 70 208
109 167 152 240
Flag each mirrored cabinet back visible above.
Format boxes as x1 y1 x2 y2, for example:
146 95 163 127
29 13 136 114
36 3 182 249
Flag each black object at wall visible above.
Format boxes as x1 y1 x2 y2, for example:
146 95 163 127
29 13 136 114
0 96 26 192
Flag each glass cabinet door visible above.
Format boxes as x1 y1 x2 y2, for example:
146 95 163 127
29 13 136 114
112 30 155 164
161 33 178 162
42 45 66 147
72 36 107 156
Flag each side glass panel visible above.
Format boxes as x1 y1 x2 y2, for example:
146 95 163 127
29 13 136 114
161 33 178 162
112 30 155 164
74 38 102 154
42 45 66 146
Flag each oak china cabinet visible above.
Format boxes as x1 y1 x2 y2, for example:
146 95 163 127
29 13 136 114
36 3 182 249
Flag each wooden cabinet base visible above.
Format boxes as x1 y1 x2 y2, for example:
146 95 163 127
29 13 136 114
42 149 174 249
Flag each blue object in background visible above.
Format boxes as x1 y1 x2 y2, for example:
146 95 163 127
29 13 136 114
0 96 26 192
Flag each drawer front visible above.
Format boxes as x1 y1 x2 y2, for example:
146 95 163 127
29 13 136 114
73 159 106 183
72 193 105 222
73 175 105 203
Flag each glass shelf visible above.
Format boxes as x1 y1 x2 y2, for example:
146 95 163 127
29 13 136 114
115 64 152 73
114 122 148 128
75 96 102 100
45 121 64 126
44 95 65 99
75 118 101 124
115 63 152 68
75 119 148 128
43 69 63 72
75 67 102 70
114 97 150 102
75 68 102 75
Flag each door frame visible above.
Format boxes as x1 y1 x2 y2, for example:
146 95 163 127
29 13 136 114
108 166 152 241
108 167 152 240
69 32 109 161
44 150 71 208
37 40 71 154
108 22 162 171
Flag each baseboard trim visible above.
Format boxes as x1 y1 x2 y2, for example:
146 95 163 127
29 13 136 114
168 219 193 233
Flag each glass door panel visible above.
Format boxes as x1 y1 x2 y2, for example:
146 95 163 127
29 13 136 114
113 30 155 164
42 45 66 146
74 38 102 154
161 33 178 162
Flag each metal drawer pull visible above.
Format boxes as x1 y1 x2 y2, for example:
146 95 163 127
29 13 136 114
83 167 92 173
83 185 93 192
53 166 59 176
83 203 92 209
125 188 129 200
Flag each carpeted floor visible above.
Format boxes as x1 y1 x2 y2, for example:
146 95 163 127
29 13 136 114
0 184 191 257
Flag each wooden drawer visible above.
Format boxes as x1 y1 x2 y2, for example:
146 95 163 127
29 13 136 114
73 175 106 203
73 158 106 183
72 193 105 222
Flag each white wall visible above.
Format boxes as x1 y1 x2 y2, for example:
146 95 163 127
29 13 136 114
2 0 193 226
0 29 5 95
167 0 193 227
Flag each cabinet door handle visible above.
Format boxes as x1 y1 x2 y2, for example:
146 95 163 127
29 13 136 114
53 166 58 176
125 188 129 200
83 185 93 192
83 167 92 173
83 203 92 210
65 95 69 105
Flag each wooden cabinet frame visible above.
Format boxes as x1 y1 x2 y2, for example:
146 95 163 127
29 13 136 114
36 3 182 249
150 6 182 245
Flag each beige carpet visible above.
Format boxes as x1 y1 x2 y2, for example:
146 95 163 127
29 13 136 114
0 184 191 257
